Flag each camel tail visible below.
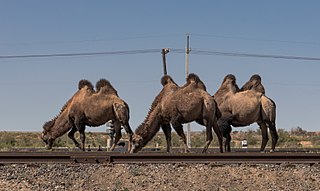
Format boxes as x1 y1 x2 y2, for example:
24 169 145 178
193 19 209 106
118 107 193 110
261 96 276 124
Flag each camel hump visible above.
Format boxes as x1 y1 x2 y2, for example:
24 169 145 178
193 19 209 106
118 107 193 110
161 75 174 86
96 79 118 95
113 102 129 124
250 74 262 81
186 73 207 91
261 96 276 123
241 74 265 94
96 79 111 91
78 79 94 90
186 73 201 83
223 74 236 83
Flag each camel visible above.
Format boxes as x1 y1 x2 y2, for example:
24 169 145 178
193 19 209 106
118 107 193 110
130 73 223 153
41 79 133 151
213 74 278 152
241 74 265 94
67 79 133 151
41 79 94 149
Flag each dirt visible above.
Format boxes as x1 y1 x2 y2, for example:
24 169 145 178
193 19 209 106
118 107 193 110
0 163 319 191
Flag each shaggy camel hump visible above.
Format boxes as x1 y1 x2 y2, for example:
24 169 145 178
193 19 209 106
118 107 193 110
241 74 265 94
214 74 240 99
95 78 118 95
78 79 94 90
183 73 207 91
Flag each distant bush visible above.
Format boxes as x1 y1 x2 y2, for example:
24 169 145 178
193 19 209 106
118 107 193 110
0 127 319 150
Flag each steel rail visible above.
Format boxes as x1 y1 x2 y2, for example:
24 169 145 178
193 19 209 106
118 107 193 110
0 151 319 164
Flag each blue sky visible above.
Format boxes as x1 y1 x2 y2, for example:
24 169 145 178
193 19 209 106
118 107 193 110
0 1 320 133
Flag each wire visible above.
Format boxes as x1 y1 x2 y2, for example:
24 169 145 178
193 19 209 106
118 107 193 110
0 49 160 59
1 48 320 61
191 33 320 46
188 49 320 61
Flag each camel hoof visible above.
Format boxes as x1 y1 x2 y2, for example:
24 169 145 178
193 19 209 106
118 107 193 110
202 149 208 153
45 145 52 150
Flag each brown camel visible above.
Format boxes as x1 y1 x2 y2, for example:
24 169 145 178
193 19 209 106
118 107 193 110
214 74 278 152
67 79 133 151
130 73 223 153
241 74 266 94
41 79 94 149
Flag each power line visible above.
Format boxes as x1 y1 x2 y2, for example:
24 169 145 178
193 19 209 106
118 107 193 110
0 34 183 46
0 49 160 59
1 48 320 61
171 48 320 61
192 33 320 46
188 49 320 61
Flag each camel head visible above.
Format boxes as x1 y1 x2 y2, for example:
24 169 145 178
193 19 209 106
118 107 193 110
41 121 56 150
130 134 144 153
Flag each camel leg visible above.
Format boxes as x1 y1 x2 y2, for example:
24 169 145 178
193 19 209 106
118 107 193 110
78 126 86 151
71 116 86 151
225 133 231 152
258 122 269 152
68 126 81 149
212 118 224 153
161 123 172 153
171 123 190 153
268 122 278 152
121 122 133 153
110 122 122 151
217 113 233 152
202 124 213 153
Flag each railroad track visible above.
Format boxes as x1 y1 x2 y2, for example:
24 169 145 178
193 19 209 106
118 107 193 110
0 151 319 164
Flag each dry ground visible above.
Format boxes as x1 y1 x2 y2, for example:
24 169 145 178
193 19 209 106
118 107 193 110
0 163 319 191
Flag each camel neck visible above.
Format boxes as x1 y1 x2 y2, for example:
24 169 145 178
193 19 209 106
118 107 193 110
135 106 162 146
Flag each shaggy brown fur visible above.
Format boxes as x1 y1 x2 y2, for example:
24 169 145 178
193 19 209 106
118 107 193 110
214 74 278 152
95 79 118 95
131 73 223 153
241 74 265 94
182 73 207 91
78 79 94 90
68 79 133 151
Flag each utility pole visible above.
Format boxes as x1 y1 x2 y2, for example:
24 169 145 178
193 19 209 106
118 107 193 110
185 34 191 148
161 48 169 75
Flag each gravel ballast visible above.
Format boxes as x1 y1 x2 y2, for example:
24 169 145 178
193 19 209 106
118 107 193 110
0 163 319 191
